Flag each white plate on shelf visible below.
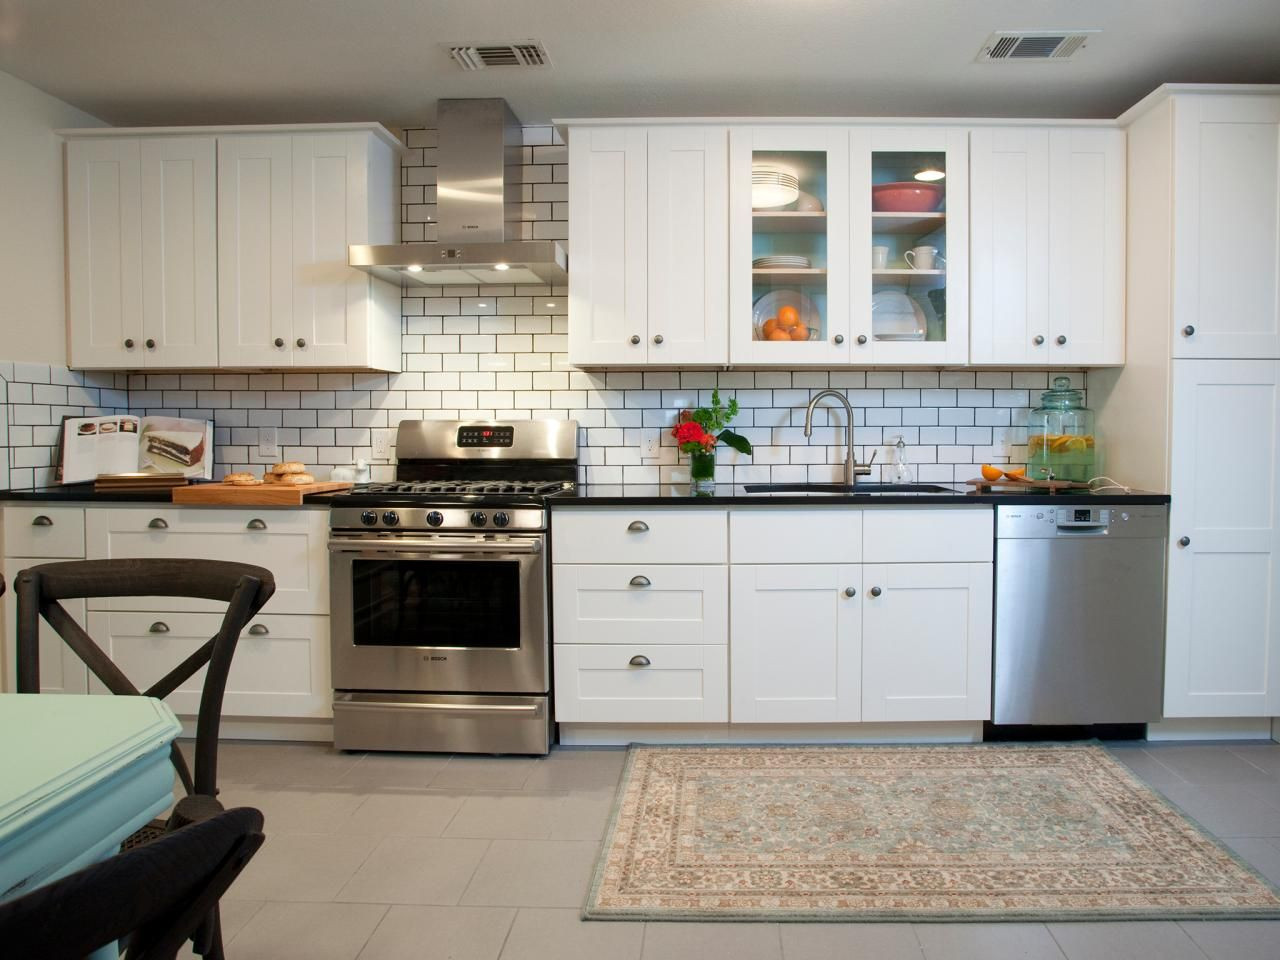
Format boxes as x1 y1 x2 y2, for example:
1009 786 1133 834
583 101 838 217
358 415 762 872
753 289 822 341
753 256 812 268
871 290 926 341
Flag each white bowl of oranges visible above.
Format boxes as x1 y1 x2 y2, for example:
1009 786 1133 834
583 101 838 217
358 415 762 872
753 290 821 342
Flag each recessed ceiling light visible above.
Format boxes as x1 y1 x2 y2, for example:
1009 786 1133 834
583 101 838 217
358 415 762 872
493 262 510 271
406 265 423 272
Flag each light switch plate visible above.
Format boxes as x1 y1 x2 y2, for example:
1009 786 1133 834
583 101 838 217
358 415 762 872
257 426 278 458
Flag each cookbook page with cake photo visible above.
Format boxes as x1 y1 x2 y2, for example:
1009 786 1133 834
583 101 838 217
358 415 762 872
59 415 214 483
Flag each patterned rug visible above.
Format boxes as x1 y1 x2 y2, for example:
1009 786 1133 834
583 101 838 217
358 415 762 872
584 743 1280 921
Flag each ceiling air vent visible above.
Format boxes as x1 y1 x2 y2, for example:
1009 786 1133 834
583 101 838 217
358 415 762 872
977 30 1097 62
447 41 551 71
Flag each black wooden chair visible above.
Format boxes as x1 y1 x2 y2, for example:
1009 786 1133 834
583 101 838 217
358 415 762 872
14 558 275 958
0 806 265 960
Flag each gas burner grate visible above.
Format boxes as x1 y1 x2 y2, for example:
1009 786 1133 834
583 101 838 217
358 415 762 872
362 480 573 497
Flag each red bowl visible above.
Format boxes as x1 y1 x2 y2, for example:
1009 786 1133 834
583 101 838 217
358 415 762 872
872 181 944 213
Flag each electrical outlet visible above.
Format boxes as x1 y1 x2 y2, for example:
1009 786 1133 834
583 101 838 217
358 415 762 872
640 428 661 459
372 430 392 460
257 426 278 458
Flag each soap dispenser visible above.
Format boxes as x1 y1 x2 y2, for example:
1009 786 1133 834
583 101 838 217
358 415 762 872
889 435 914 484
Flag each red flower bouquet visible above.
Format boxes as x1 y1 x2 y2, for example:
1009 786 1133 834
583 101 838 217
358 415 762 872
670 389 752 489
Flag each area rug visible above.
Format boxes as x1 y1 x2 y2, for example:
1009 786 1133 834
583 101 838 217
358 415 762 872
584 743 1280 921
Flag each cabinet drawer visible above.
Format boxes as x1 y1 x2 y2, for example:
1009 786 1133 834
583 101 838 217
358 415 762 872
552 508 727 564
863 507 993 563
554 643 727 723
553 564 727 645
3 506 86 558
85 507 328 614
730 508 862 564
86 610 331 719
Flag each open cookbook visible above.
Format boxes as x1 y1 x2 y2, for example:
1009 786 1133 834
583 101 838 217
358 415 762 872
58 415 214 484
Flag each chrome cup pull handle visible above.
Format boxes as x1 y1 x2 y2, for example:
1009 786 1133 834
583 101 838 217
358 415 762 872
627 520 649 533
31 515 53 527
149 621 170 634
246 518 268 530
248 624 269 636
629 655 651 667
629 575 651 587
148 517 169 530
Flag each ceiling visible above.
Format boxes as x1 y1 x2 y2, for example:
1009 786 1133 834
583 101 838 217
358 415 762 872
1 0 1278 128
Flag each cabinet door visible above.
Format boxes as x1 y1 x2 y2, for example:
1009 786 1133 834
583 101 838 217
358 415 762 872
3 558 88 694
292 133 370 367
1173 95 1280 359
1048 128 1125 365
568 127 648 365
86 611 331 718
66 138 144 368
851 126 969 365
1166 359 1280 716
969 128 1050 365
861 562 992 721
217 135 294 367
730 564 861 723
729 126 851 365
140 137 218 368
647 127 729 364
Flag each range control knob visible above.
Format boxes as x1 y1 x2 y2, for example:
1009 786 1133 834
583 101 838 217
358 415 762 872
426 511 444 527
382 511 399 527
492 511 510 528
470 511 487 528
360 511 378 526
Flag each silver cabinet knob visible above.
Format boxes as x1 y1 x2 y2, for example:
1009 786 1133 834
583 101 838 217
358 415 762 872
1182 325 1195 337
834 334 844 345
630 335 641 345
856 334 868 345
652 334 664 345
1178 536 1190 547
844 587 857 598
627 520 649 532
274 337 285 348
629 575 652 587
1056 335 1067 345
148 517 169 530
246 518 268 531
628 655 651 667
1033 335 1045 345
248 624 269 636
145 338 156 349
869 586 882 597
31 515 53 527
149 621 170 634
124 338 135 349
296 338 306 348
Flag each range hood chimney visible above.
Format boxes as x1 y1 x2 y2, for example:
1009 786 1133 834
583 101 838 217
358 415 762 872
349 98 567 286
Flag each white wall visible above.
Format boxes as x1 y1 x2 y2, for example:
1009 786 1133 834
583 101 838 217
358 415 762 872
0 70 104 365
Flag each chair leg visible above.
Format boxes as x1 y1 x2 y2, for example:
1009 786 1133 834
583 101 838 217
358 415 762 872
192 905 223 960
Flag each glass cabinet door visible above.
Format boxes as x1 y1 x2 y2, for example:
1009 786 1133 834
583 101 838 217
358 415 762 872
730 127 849 364
850 127 969 365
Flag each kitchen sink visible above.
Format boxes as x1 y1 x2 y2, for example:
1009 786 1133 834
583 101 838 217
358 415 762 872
742 482 955 494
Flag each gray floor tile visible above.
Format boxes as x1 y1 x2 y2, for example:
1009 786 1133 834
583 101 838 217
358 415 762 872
499 908 644 960
433 756 538 791
1106 747 1190 790
337 792 467 837
520 746 628 793
232 833 378 902
780 922 924 959
219 785 368 835
1179 920 1280 960
642 922 783 960
214 740 366 786
339 751 454 790
358 905 517 960
1154 780 1280 838
226 901 388 960
1144 745 1279 785
1228 743 1280 777
1047 921 1208 960
461 839 600 908
1224 836 1280 887
336 836 491 905
444 792 613 841
915 923 1066 960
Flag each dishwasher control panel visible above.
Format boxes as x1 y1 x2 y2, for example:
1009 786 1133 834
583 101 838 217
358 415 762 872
996 504 1168 539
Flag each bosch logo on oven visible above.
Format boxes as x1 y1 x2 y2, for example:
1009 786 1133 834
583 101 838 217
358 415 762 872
425 655 448 661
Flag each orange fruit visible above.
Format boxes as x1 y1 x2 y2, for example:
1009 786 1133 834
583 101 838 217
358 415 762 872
761 317 781 338
1003 467 1026 479
789 323 809 341
777 305 800 328
767 328 792 341
980 463 1003 481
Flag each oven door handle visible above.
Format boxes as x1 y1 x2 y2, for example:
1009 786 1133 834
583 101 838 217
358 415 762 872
328 537 542 556
333 700 543 717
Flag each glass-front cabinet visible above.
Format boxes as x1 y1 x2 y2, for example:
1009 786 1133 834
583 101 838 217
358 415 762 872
850 127 969 365
730 127 850 364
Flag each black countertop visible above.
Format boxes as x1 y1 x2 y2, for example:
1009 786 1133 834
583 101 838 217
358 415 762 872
0 484 335 505
549 483 1171 507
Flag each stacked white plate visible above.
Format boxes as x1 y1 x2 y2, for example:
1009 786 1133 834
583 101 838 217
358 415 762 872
752 255 812 269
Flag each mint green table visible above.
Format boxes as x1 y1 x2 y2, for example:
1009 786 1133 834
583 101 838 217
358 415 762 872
0 693 182 908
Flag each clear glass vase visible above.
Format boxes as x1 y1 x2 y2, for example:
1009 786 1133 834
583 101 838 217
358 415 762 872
689 449 716 491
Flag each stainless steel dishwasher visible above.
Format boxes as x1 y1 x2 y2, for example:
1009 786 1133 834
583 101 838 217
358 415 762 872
993 503 1168 724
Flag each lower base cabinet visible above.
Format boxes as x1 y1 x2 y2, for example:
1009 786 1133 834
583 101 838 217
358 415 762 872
3 557 88 694
554 643 728 723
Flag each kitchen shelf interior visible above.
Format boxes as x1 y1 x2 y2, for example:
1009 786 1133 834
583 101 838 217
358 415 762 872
871 151 948 343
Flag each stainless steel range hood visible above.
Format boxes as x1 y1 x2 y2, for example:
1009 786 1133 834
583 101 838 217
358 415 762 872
349 99 567 287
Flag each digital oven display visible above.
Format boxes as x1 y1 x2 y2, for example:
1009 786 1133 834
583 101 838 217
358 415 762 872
457 426 514 448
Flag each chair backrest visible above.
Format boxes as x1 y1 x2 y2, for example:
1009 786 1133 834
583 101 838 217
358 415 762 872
14 558 275 796
0 806 265 960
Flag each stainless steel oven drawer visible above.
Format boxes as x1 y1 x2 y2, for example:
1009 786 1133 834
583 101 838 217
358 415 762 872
332 692 551 755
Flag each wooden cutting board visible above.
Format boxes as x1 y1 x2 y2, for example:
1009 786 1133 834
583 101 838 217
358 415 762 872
171 481 352 505
965 477 1091 494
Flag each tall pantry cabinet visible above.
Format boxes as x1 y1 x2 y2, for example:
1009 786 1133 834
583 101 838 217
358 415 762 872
1092 88 1280 720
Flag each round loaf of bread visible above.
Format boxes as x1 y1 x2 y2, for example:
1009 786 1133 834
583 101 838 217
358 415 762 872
270 461 307 475
223 472 263 486
276 472 316 486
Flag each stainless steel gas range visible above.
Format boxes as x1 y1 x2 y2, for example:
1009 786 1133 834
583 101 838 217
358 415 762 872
326 419 577 755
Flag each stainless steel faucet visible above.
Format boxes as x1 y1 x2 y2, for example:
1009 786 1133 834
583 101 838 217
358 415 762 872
803 389 876 486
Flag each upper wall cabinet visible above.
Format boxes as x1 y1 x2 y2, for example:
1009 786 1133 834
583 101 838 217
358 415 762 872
970 127 1125 366
64 125 402 372
1171 95 1280 360
568 125 728 366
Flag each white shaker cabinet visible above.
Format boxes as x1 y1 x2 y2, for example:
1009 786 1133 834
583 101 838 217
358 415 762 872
568 125 728 365
970 126 1124 366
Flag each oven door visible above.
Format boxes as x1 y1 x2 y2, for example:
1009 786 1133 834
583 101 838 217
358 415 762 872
328 534 548 695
